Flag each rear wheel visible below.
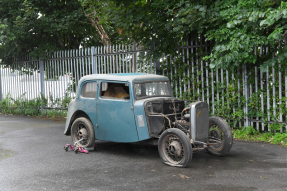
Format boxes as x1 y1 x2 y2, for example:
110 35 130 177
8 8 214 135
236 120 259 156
71 117 95 148
207 116 233 156
158 128 192 168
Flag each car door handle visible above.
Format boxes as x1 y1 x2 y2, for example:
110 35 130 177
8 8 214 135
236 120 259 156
131 106 134 110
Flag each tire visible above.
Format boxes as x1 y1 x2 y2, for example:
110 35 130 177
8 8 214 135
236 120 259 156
71 117 95 148
158 128 192 168
206 116 233 156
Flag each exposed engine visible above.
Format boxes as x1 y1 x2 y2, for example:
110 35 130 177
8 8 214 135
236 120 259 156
145 99 209 143
145 99 216 152
145 99 190 137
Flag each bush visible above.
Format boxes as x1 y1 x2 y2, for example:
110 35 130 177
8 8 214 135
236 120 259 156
0 92 69 118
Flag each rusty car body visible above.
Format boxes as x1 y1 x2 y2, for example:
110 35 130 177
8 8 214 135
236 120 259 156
64 73 233 167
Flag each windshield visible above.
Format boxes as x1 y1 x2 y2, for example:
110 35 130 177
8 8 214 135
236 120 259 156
134 81 172 100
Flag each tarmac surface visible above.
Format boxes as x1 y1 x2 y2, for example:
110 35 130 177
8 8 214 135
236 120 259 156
0 114 286 191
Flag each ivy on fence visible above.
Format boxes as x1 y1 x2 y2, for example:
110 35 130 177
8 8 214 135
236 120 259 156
160 43 287 132
1 40 286 132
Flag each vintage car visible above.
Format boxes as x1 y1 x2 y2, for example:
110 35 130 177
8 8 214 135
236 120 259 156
64 73 233 167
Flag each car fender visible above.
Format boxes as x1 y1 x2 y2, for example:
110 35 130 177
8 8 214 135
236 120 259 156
64 99 77 135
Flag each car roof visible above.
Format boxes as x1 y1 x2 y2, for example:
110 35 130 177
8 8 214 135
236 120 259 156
78 73 169 84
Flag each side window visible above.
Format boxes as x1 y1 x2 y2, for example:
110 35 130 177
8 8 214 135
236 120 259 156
100 82 130 100
81 82 97 98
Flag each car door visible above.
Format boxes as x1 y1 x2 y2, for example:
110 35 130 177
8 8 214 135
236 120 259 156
96 81 139 142
79 80 99 137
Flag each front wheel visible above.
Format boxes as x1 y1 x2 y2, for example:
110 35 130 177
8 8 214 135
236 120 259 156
71 117 95 148
158 128 192 168
207 116 233 156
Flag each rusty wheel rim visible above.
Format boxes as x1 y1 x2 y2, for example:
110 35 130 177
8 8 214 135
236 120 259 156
162 134 185 165
74 123 90 146
208 123 224 151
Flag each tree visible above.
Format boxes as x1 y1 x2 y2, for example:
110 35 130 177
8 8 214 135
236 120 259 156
2 0 286 71
98 0 287 71
78 0 130 45
203 0 287 71
0 0 102 65
79 0 111 46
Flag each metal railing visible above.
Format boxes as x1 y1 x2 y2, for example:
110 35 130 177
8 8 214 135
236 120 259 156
0 39 286 131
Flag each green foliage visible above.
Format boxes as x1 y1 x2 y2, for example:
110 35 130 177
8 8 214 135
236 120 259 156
1 92 46 115
269 122 285 131
0 92 70 118
0 0 102 65
233 127 287 147
61 94 73 108
2 0 286 71
46 109 67 118
204 0 287 71
246 126 261 135
102 0 198 60
157 47 287 132
99 0 287 70
1 0 287 71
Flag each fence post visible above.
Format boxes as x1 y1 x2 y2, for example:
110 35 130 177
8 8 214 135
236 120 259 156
39 59 45 114
152 42 161 74
91 46 96 74
244 65 249 127
0 65 2 112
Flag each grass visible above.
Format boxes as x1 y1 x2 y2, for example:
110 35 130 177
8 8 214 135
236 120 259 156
233 126 287 147
0 93 69 120
0 107 67 121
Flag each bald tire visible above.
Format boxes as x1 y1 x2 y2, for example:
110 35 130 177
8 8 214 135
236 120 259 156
207 116 233 156
158 128 192 168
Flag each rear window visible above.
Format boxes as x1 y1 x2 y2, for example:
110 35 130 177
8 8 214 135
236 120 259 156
81 82 97 98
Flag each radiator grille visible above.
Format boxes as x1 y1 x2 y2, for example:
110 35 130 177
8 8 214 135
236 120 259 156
190 101 209 142
195 105 209 142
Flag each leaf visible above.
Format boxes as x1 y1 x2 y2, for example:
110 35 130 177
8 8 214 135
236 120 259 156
260 176 268 179
209 63 216 69
199 6 206 12
259 12 266 17
260 20 266 26
260 65 268 73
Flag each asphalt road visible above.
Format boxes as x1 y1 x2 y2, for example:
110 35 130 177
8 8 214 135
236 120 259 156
0 114 286 191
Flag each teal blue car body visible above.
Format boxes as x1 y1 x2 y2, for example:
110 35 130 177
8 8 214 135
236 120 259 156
64 73 233 167
64 73 171 143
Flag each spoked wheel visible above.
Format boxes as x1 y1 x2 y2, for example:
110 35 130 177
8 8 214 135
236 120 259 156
71 117 95 148
158 128 192 168
207 116 233 156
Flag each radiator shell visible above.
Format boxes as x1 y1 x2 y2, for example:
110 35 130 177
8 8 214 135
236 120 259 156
189 101 209 142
